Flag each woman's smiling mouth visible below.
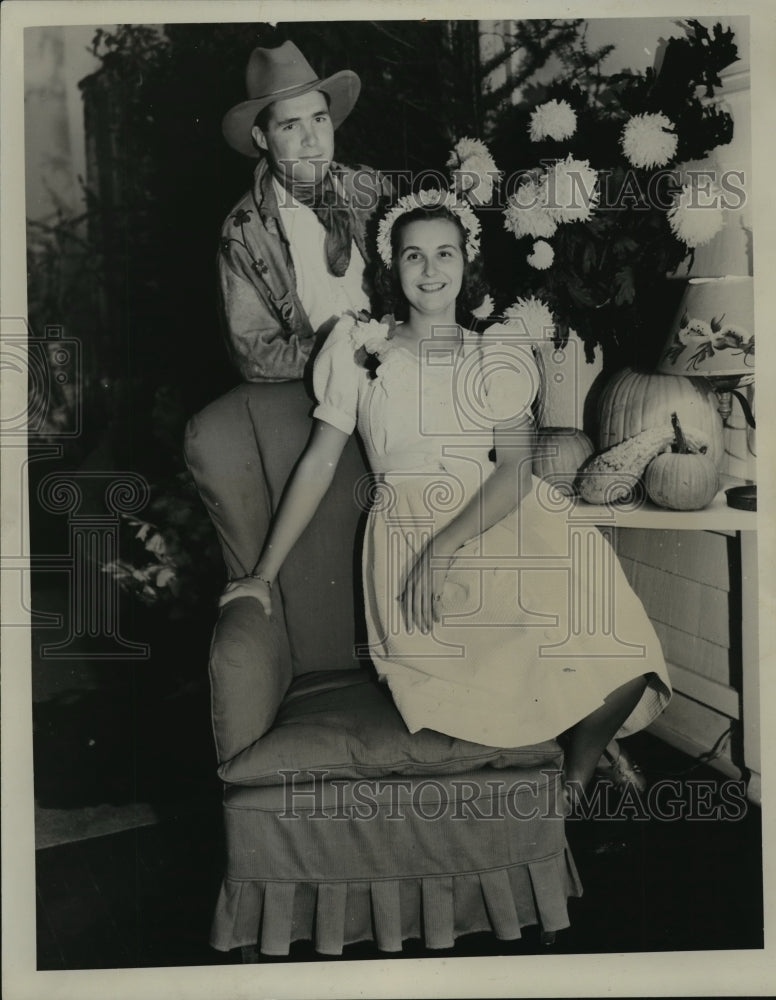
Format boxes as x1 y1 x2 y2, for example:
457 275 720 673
418 281 447 292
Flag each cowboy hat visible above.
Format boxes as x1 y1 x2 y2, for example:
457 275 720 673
222 41 361 157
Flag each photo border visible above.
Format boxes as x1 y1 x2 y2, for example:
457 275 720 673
2 1 775 997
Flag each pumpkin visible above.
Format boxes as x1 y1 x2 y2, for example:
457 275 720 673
597 368 724 469
644 413 720 510
533 427 595 496
576 421 710 505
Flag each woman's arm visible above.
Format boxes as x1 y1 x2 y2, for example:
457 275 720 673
400 414 535 633
219 419 350 613
436 414 535 552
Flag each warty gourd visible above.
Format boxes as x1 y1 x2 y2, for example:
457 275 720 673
575 422 711 504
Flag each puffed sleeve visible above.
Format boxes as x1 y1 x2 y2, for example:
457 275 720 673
479 326 541 425
311 316 362 435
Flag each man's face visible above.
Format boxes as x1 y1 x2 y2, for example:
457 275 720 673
252 90 334 186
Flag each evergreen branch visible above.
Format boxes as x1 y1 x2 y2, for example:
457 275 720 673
367 21 419 50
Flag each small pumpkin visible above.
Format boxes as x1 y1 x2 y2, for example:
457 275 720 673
533 427 595 496
644 412 720 510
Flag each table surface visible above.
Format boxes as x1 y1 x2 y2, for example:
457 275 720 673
568 476 757 531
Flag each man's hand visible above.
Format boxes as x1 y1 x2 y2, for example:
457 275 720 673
219 576 273 617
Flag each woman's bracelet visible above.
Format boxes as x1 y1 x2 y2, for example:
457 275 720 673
250 572 272 589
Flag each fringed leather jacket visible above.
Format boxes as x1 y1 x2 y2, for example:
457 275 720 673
218 158 391 381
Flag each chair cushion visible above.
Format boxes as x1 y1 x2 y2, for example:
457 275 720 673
218 670 563 786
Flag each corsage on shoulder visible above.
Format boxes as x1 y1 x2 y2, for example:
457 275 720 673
348 311 395 378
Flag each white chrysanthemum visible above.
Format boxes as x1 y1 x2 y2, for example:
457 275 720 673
503 178 558 239
529 99 577 142
453 154 499 205
527 239 554 270
471 294 495 319
545 155 599 222
448 138 500 207
376 188 481 266
620 113 678 169
446 136 492 167
667 182 725 247
503 295 556 338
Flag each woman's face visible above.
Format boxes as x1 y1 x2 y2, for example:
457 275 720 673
396 218 465 319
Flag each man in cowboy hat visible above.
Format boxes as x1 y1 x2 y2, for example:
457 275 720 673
219 40 390 381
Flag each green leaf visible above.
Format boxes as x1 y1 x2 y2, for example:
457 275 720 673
613 267 636 306
612 237 640 258
567 279 598 307
581 242 597 273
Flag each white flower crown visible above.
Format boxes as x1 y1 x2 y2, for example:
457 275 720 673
376 189 481 267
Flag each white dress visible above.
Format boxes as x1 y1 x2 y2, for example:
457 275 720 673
313 315 672 749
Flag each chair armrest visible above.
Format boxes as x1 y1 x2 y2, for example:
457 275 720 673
209 596 293 764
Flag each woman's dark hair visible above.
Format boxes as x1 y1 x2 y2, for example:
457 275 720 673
373 204 489 326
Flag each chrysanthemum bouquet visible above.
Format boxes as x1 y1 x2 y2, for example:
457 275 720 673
463 19 740 365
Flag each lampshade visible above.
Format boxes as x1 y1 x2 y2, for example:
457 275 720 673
670 215 753 279
656 275 755 381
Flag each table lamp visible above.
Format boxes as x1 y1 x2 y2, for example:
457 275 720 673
657 275 755 429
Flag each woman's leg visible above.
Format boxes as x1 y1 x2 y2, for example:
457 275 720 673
562 674 649 802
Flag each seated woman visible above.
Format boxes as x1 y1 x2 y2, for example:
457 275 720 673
220 189 672 805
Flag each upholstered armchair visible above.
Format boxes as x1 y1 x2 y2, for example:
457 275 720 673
184 380 581 958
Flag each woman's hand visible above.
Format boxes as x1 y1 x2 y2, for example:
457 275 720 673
399 541 456 634
218 576 273 617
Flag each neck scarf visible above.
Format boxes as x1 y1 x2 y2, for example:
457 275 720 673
277 169 354 278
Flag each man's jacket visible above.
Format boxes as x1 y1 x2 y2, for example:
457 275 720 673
218 158 391 381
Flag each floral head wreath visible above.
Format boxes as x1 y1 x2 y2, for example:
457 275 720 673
376 188 481 268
